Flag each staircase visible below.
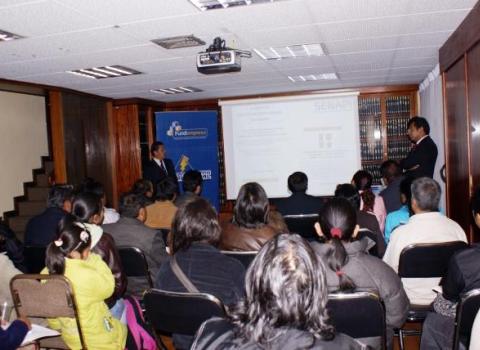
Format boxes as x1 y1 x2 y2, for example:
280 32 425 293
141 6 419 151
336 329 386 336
4 157 53 242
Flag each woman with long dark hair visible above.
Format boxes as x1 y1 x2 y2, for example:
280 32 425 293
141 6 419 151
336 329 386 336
312 198 409 349
192 234 363 349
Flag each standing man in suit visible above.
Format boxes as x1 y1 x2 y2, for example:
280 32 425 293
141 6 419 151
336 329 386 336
144 141 178 192
274 172 322 215
400 116 438 179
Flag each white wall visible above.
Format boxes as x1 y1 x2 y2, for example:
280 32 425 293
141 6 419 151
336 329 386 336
419 64 446 210
0 91 48 216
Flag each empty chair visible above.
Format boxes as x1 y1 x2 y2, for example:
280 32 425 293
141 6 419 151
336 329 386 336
118 246 153 289
453 288 480 350
283 214 318 240
220 251 256 269
327 291 386 350
143 289 226 349
10 274 86 349
23 245 46 273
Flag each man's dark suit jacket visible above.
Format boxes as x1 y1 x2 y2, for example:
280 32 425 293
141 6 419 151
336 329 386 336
24 207 67 246
143 158 178 188
274 192 323 216
400 136 438 179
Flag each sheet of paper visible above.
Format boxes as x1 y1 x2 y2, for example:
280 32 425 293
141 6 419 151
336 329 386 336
21 324 60 345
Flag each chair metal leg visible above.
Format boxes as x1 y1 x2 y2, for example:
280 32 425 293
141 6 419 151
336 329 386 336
398 329 405 350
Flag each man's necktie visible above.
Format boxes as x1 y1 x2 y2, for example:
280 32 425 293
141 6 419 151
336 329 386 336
161 160 168 174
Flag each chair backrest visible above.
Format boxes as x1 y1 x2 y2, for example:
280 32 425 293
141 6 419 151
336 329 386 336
10 274 86 349
327 291 386 348
283 214 318 240
118 246 153 288
158 229 170 246
357 228 379 257
453 288 480 350
398 241 468 278
144 289 226 336
23 245 46 273
221 251 257 269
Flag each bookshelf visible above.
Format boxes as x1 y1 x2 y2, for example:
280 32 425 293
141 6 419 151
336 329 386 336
358 92 416 185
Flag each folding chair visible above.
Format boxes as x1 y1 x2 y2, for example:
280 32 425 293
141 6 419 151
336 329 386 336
453 288 480 350
328 290 386 350
143 289 226 349
23 246 46 273
10 274 86 349
221 250 257 269
397 240 468 350
118 246 153 288
283 214 318 241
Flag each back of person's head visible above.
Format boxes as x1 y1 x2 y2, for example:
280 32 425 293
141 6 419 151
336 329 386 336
316 198 357 292
47 184 74 209
131 179 153 197
79 177 105 198
233 182 269 229
182 170 203 193
380 160 401 182
171 197 220 253
334 183 361 210
411 177 440 212
287 172 308 193
150 141 164 156
352 170 373 191
46 218 91 275
407 116 430 134
119 193 144 219
156 177 178 201
231 233 334 344
71 192 103 224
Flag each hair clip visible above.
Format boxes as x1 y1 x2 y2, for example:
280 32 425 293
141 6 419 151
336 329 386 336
80 231 89 243
335 270 344 276
54 239 63 247
330 227 342 238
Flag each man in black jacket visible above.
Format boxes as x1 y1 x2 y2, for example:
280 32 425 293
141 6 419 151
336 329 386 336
274 172 322 216
143 141 178 192
400 117 438 179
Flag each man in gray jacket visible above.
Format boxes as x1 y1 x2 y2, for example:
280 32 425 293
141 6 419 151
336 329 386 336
103 193 168 297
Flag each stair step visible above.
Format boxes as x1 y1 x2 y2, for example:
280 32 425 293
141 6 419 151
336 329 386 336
8 215 33 233
44 161 54 174
27 187 50 201
35 173 49 187
18 201 46 216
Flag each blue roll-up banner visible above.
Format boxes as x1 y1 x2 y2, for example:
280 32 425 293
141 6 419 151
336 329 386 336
155 111 219 210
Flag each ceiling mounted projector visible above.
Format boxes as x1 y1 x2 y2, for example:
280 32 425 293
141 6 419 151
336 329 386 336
197 37 251 75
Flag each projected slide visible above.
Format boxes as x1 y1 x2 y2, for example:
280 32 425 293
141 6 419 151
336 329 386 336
221 93 361 199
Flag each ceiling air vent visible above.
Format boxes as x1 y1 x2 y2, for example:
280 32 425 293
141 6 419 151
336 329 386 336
67 65 142 79
151 86 203 95
152 35 205 49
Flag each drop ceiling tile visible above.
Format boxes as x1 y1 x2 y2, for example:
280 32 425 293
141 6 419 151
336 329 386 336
237 25 321 49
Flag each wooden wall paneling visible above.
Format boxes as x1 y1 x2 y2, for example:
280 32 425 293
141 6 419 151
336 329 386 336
443 57 471 235
467 42 480 242
48 91 67 183
113 104 142 197
106 101 119 209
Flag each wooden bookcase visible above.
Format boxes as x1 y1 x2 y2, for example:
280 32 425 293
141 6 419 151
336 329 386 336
359 91 417 184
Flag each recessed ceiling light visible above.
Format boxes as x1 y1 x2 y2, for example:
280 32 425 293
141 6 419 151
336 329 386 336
67 65 142 79
189 0 287 11
0 29 24 42
254 44 325 60
152 35 205 49
288 73 338 82
150 86 203 95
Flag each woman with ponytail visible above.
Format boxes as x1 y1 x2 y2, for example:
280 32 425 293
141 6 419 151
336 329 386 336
43 220 127 349
352 170 387 233
71 192 126 307
312 198 409 350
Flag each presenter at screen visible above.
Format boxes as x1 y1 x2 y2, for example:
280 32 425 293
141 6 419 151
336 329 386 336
400 117 438 179
144 141 179 192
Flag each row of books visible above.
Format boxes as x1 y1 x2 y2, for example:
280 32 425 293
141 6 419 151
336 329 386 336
387 139 412 160
360 142 384 161
359 119 382 138
386 96 411 115
361 163 383 185
386 116 410 136
358 98 381 118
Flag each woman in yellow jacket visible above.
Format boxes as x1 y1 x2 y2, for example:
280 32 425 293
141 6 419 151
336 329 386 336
42 217 127 350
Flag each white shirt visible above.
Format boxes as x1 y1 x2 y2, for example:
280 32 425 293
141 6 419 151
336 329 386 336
383 212 467 305
470 310 480 350
416 135 429 145
153 158 167 173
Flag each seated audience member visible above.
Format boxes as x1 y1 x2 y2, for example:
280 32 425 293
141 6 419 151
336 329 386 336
103 193 167 297
0 222 25 271
155 197 245 349
384 177 413 244
335 183 385 257
79 178 119 224
379 160 404 213
420 187 480 350
43 220 127 349
71 192 126 307
174 170 203 208
220 182 278 251
192 233 364 350
274 171 322 215
383 177 467 305
311 198 408 349
0 315 31 350
24 184 73 246
130 179 154 206
144 177 178 229
352 170 387 233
